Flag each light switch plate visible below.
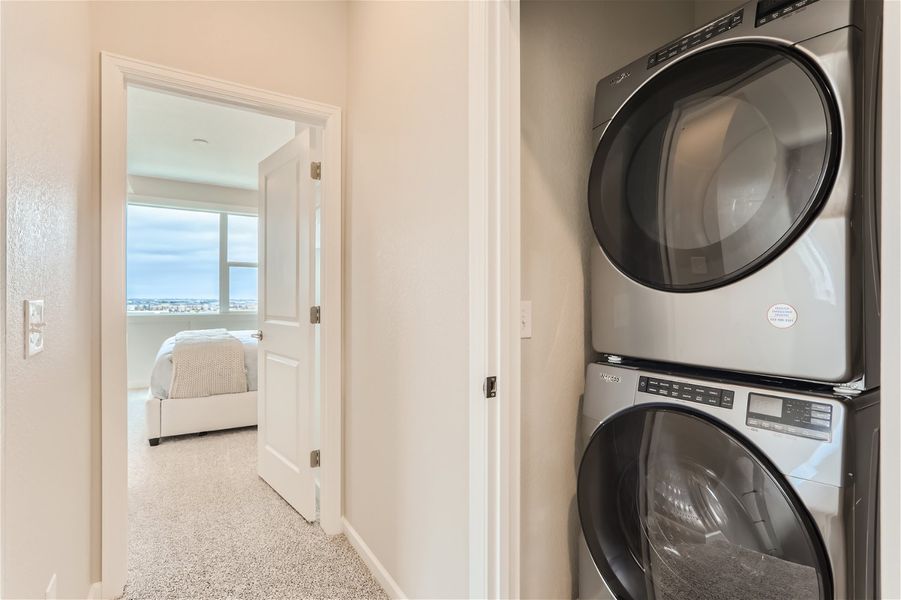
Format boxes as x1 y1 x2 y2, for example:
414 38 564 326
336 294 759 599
25 299 45 357
520 300 532 339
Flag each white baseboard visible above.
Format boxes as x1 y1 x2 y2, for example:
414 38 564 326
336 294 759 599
86 581 102 600
343 518 406 599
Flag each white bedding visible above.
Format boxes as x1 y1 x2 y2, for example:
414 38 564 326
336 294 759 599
151 330 259 399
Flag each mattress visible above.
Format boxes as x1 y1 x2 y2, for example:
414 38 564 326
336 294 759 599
151 330 258 399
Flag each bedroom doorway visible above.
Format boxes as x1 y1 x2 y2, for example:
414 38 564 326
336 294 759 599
101 54 345 599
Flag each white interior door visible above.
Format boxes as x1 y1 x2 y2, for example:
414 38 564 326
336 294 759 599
257 128 318 521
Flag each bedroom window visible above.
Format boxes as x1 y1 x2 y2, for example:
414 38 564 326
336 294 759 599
127 204 258 314
226 214 259 312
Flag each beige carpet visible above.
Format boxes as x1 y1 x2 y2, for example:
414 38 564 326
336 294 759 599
125 390 388 600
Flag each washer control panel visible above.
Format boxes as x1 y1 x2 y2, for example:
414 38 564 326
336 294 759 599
746 393 832 441
646 9 744 69
638 376 734 409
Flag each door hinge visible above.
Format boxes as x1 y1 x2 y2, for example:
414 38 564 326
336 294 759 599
485 376 497 398
310 449 321 468
310 305 321 324
311 161 322 181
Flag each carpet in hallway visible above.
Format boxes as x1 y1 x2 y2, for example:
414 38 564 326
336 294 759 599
125 390 388 600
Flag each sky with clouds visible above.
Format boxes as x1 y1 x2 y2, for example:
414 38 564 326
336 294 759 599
126 205 258 300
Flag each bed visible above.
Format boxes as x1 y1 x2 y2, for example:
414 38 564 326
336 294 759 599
146 329 258 446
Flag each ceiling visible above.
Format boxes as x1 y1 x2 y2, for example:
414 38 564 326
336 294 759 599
127 86 297 190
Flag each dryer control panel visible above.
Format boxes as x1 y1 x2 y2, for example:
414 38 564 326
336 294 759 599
646 9 744 69
638 376 734 409
746 393 832 441
755 0 822 27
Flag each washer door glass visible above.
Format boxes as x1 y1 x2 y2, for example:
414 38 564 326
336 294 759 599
577 406 832 600
588 44 838 291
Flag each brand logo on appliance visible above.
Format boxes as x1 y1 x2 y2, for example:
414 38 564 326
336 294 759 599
609 71 631 86
599 373 622 384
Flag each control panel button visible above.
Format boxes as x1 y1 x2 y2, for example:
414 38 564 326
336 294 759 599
637 375 733 410
721 390 735 409
647 9 742 69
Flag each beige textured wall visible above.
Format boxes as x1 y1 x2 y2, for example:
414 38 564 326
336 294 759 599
520 2 693 597
89 1 348 108
3 2 350 596
344 2 470 597
2 2 96 597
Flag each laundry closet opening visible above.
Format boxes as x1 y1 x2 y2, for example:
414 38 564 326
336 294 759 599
521 0 882 598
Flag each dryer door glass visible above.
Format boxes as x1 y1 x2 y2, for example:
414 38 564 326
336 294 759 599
588 44 838 291
578 406 832 600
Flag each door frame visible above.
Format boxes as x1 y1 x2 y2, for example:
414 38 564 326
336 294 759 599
469 2 521 598
880 0 901 596
99 53 343 599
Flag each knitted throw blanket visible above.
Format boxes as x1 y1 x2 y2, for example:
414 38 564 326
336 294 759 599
168 329 249 399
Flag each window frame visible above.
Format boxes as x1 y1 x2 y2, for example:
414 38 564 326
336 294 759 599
221 212 259 314
126 198 259 316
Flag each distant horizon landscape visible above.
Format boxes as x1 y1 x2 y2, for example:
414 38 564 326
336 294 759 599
127 297 257 313
126 204 258 313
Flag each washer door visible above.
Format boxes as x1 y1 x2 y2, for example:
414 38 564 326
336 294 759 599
588 44 839 292
578 406 832 600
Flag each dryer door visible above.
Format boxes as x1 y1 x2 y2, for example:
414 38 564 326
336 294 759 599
588 44 839 292
577 405 832 600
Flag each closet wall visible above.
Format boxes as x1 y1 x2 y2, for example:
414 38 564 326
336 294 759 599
520 2 694 596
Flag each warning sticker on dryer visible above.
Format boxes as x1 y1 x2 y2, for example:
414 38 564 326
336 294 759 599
767 304 797 329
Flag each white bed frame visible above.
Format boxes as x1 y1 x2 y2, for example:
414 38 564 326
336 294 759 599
145 391 257 446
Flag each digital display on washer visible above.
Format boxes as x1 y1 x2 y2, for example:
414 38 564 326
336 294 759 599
746 393 832 441
748 394 783 418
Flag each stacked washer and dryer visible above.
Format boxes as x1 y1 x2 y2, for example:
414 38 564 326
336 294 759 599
578 1 882 599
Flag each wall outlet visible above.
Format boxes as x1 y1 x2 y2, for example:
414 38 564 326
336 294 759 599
520 300 532 339
45 573 57 600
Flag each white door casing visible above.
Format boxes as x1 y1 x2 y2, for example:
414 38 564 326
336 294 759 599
469 1 521 598
257 129 318 521
101 53 343 599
